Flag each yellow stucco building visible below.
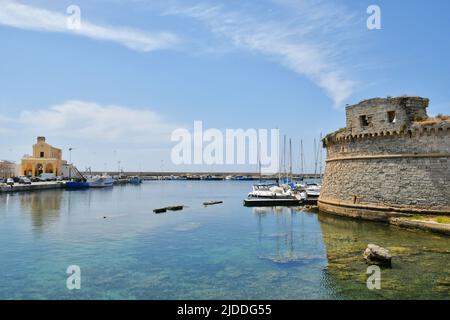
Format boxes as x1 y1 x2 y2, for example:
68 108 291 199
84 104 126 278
21 137 67 177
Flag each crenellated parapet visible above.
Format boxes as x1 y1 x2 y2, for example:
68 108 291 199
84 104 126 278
324 121 450 145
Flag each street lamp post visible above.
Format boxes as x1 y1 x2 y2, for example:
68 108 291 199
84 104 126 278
69 148 73 180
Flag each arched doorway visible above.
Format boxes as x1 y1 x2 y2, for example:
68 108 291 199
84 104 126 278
35 163 44 176
24 163 33 176
45 163 54 174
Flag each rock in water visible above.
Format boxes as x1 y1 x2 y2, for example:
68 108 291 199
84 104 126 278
364 244 392 266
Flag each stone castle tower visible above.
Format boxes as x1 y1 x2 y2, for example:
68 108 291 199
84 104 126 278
319 96 450 221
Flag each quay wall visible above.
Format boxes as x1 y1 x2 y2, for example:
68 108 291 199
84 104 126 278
0 182 64 193
319 97 450 218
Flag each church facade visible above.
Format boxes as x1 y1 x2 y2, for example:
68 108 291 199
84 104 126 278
21 137 67 177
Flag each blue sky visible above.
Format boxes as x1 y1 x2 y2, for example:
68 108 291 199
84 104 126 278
0 0 449 173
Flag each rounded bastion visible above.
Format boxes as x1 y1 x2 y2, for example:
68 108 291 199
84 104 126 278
318 96 450 221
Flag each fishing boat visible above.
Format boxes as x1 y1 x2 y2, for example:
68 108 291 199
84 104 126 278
113 178 128 185
128 176 142 184
87 175 114 188
65 166 90 189
65 181 89 189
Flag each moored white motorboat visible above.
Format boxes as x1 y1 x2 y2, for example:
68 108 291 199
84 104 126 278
304 182 321 203
243 184 307 207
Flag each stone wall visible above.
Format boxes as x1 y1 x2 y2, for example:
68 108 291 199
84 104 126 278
326 126 450 158
346 97 429 136
319 97 450 216
321 154 450 211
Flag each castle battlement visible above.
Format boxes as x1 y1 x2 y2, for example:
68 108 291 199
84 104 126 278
319 96 450 219
325 121 450 145
346 96 429 135
324 96 450 143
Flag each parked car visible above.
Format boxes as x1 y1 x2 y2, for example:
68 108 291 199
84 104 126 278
19 177 32 185
12 177 21 183
6 178 14 186
39 173 56 181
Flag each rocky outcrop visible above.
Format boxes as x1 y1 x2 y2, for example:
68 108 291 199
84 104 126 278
363 244 392 266
389 218 450 236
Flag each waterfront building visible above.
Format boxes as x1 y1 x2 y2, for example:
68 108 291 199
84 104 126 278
61 163 83 179
0 160 17 178
320 96 450 219
21 137 67 177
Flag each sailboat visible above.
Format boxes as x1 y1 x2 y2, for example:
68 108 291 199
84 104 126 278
244 137 307 207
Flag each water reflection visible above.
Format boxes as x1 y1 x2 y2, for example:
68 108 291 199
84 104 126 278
19 191 62 229
253 206 326 266
319 213 450 299
0 193 9 208
249 206 336 299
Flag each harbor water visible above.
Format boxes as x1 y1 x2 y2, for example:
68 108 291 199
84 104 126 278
0 181 449 299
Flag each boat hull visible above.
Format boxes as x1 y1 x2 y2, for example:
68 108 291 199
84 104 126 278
65 182 89 189
89 182 114 188
306 194 319 204
87 177 114 188
243 198 303 207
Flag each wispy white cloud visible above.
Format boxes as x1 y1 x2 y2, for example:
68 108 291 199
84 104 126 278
0 0 178 52
165 0 362 106
11 101 179 145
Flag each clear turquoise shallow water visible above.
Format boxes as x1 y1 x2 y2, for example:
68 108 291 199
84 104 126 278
0 181 449 299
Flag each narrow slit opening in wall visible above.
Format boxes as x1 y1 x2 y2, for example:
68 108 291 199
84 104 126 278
388 111 396 123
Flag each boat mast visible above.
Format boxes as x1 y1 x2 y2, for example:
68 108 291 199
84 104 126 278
258 141 262 183
314 138 318 176
283 135 287 182
300 139 304 177
319 132 323 178
277 129 281 184
289 138 292 183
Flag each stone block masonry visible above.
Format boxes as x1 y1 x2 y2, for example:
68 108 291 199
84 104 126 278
319 96 450 220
